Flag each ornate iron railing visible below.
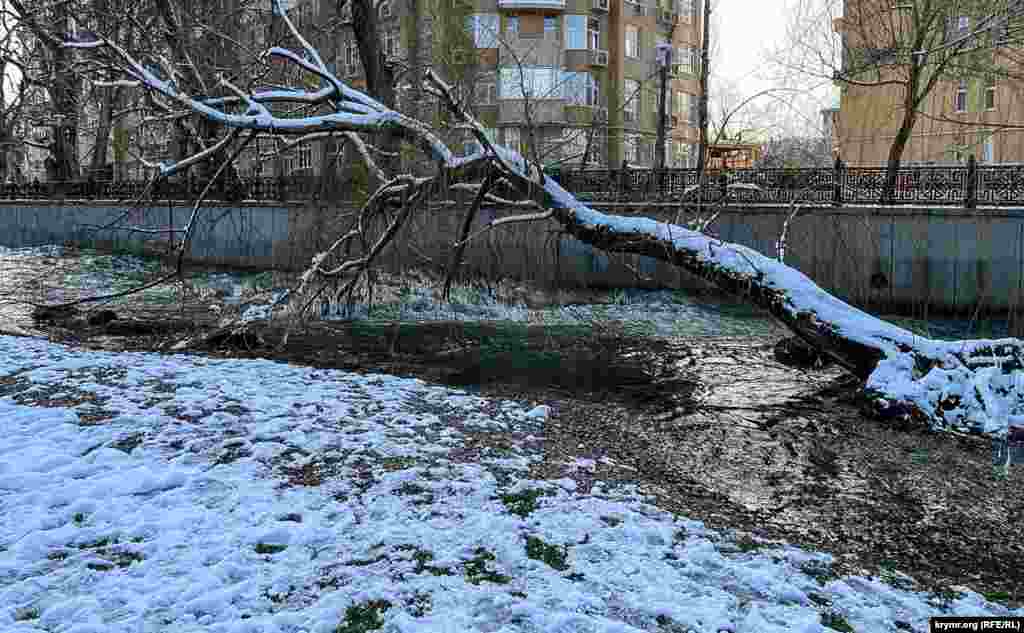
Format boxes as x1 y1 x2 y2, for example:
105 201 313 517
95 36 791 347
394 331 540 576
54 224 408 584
2 157 1022 208
552 157 1019 208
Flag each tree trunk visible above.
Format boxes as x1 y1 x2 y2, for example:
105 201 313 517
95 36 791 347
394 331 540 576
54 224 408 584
88 87 122 177
882 110 914 205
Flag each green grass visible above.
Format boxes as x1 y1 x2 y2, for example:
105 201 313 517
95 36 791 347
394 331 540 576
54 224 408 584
524 535 569 571
801 560 840 586
13 607 40 621
929 587 966 609
406 591 432 617
462 548 511 585
243 271 275 291
821 611 856 632
335 600 391 633
734 534 764 553
394 545 454 576
909 449 930 465
499 488 550 518
983 590 1011 604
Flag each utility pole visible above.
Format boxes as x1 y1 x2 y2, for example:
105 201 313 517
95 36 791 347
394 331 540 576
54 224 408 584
654 42 672 172
695 0 711 178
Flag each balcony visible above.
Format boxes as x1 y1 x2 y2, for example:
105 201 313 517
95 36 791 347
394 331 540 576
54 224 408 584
498 0 566 10
657 10 678 25
590 49 609 67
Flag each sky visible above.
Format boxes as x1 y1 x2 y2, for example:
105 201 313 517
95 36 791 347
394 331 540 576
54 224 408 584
712 0 790 89
708 0 840 137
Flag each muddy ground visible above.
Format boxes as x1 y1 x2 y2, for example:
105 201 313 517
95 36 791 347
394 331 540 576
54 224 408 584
7 269 1023 610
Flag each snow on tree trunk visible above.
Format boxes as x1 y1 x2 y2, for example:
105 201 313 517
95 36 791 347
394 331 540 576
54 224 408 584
64 2 1021 441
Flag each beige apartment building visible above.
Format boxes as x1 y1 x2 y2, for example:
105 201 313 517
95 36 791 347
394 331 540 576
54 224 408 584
833 0 1024 166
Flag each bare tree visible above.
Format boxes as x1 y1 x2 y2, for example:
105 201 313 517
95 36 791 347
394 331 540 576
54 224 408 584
772 0 1024 199
61 1 1024 441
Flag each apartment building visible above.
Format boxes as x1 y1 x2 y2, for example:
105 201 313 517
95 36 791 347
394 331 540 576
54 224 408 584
833 0 1024 166
272 0 705 170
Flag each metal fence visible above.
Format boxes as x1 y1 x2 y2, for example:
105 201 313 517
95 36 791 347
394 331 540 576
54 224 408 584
0 176 327 203
4 156 1024 208
552 156 1024 209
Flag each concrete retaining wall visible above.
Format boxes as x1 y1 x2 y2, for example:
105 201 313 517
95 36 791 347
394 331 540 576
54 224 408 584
1 200 1021 316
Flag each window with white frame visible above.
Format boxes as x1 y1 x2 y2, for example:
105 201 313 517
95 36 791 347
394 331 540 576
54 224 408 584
984 76 996 110
499 66 561 99
623 133 640 163
982 133 994 162
623 79 640 121
675 46 697 75
544 16 559 37
296 143 312 171
673 90 686 120
383 30 398 57
588 18 601 49
466 14 499 48
957 15 969 36
562 72 597 105
346 41 359 74
507 15 519 38
955 79 967 112
474 79 497 104
670 139 690 167
625 25 640 58
565 15 586 49
677 0 694 22
503 126 521 153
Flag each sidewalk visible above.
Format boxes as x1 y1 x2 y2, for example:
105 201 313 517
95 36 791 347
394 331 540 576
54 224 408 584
0 335 1019 633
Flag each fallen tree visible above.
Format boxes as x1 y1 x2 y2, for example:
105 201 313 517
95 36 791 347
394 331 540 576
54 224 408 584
63 3 1022 440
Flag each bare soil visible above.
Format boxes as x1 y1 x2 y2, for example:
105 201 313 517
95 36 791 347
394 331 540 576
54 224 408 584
13 277 1024 610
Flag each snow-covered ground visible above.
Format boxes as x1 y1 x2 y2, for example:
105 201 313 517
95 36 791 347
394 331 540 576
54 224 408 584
1 335 1019 633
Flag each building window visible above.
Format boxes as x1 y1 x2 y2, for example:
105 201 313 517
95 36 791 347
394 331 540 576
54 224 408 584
673 90 686 121
544 15 558 36
678 0 694 22
563 71 597 105
625 25 640 58
346 41 359 74
466 14 499 48
565 15 586 49
503 127 521 153
623 133 640 163
952 134 967 162
499 66 562 99
955 79 967 113
296 143 312 171
982 134 994 162
588 18 601 49
984 76 996 110
675 46 697 75
474 80 497 104
506 15 519 38
383 30 398 57
957 15 969 36
623 79 640 121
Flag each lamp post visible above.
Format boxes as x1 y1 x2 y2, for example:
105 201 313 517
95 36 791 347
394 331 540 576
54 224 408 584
654 42 672 174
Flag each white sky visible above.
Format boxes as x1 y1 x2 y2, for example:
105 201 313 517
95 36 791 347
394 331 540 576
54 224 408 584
711 0 789 89
707 0 839 137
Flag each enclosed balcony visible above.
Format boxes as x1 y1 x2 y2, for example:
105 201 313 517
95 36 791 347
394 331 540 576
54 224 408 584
498 0 566 10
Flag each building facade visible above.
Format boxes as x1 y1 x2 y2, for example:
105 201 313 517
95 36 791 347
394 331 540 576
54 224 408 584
277 0 706 170
833 0 1024 166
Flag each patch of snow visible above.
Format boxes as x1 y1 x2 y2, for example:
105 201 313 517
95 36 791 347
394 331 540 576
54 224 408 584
0 334 1018 632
